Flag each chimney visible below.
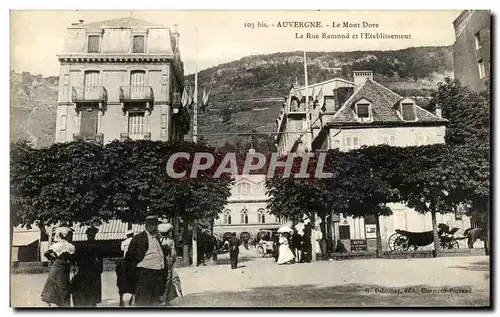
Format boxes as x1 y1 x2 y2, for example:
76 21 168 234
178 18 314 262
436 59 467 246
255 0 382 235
435 103 442 118
353 70 373 89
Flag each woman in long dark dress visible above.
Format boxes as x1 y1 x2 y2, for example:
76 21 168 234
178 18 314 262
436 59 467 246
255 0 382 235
158 223 183 305
41 226 75 307
71 226 103 307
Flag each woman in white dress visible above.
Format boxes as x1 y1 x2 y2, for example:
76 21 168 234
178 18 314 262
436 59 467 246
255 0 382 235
277 233 295 265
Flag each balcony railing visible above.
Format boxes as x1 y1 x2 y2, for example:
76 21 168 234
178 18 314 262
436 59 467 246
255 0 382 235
72 86 108 103
120 132 151 141
73 133 104 145
120 86 154 103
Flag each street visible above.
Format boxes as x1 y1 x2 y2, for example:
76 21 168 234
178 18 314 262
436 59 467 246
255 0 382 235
11 250 490 307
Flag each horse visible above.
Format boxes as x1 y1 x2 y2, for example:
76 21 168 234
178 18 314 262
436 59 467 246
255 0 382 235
463 227 487 248
115 259 135 307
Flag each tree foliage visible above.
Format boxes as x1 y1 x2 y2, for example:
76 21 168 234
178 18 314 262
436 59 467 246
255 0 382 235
10 140 232 228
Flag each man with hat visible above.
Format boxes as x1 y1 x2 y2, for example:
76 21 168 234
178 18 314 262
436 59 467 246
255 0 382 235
125 215 165 306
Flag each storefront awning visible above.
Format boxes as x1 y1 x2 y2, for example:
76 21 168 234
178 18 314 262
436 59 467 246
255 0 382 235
73 220 145 242
12 231 39 247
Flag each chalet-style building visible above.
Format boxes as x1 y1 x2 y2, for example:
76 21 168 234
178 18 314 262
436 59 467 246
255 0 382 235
274 71 476 251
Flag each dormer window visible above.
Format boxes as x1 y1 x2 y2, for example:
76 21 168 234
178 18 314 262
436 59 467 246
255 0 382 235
354 98 372 122
400 100 417 121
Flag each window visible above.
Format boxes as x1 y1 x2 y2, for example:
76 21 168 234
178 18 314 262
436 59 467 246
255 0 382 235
128 113 145 135
223 209 231 225
324 96 334 110
478 59 486 79
160 114 167 139
356 103 370 118
401 103 417 121
258 209 266 224
63 75 69 95
474 31 481 50
237 182 251 195
240 209 248 224
60 115 67 129
133 35 145 53
382 135 396 146
59 129 66 142
416 135 432 146
87 36 100 53
345 135 360 151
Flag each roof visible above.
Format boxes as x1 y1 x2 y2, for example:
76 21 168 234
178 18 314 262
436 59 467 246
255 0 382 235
72 17 164 29
326 78 447 126
12 231 39 247
73 220 145 242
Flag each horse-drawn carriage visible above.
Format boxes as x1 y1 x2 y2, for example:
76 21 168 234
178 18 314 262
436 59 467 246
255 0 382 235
256 229 279 257
388 223 467 251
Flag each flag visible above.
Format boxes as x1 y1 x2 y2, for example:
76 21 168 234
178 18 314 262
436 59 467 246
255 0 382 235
316 87 324 110
181 87 189 108
187 84 194 109
200 86 212 112
309 86 315 107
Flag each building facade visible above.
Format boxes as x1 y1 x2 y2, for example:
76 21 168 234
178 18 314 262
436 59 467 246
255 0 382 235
453 10 491 92
276 78 355 155
276 71 475 251
213 174 282 242
55 17 190 145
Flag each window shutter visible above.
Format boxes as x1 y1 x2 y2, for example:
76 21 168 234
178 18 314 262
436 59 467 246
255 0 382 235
345 136 352 150
426 135 432 145
353 136 359 149
382 136 389 145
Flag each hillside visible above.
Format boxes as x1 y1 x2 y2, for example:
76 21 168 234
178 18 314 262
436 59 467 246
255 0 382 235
10 46 453 149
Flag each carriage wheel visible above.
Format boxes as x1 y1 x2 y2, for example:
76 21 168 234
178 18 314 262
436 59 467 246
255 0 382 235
257 246 265 257
440 239 460 250
388 233 409 251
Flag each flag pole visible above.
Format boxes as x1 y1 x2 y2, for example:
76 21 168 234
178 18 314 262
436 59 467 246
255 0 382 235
191 26 199 268
303 51 312 152
193 27 198 143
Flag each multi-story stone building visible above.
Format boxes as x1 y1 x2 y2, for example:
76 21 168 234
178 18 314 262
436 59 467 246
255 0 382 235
453 10 491 92
213 174 282 242
55 17 190 145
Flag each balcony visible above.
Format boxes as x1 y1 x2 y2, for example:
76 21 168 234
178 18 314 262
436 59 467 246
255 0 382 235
72 86 108 103
119 86 154 103
73 133 104 145
120 132 151 141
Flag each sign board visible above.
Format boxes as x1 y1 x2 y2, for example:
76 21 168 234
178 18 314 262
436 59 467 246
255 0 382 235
350 239 368 251
365 224 377 239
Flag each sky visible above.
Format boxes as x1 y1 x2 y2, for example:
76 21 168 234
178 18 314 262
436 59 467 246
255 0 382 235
10 10 462 76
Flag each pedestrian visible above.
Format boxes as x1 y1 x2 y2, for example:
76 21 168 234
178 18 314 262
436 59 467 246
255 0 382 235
41 226 75 307
72 226 104 307
302 219 313 263
117 230 136 306
291 229 303 263
313 225 323 260
272 234 280 262
277 232 295 265
228 232 240 269
125 215 165 307
158 223 183 305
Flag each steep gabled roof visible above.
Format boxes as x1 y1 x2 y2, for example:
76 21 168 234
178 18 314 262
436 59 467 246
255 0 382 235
326 78 447 125
74 17 163 29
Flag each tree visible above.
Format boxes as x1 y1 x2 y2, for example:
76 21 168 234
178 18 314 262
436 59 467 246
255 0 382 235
11 140 107 229
428 78 490 254
328 146 400 257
